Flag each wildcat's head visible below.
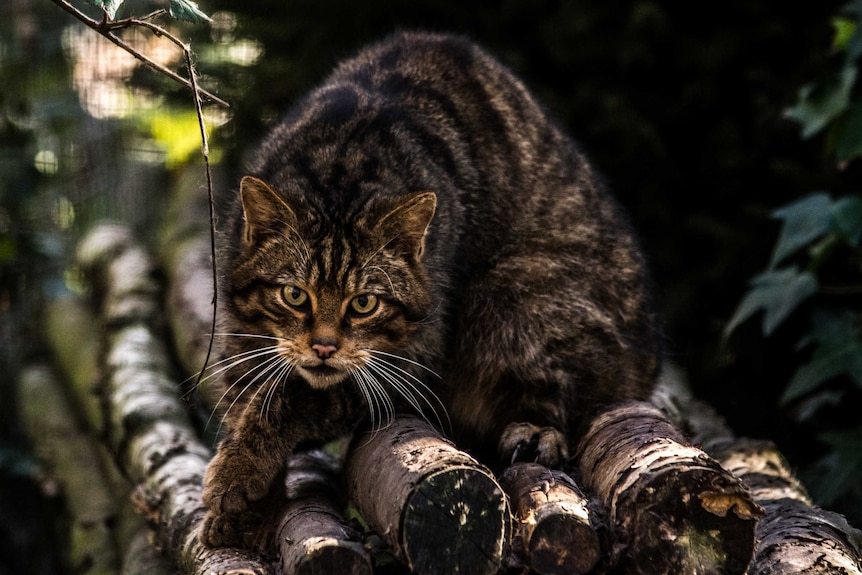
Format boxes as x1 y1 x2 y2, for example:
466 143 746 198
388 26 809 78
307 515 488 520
222 176 436 391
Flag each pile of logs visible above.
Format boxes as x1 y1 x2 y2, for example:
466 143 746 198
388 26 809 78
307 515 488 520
18 176 862 574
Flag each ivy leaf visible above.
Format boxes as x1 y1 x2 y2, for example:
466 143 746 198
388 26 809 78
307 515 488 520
786 66 857 139
830 194 862 246
835 104 862 165
85 0 124 20
725 267 818 337
782 309 862 403
769 193 832 269
169 0 211 23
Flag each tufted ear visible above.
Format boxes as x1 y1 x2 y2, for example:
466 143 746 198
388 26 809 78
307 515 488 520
371 192 437 260
239 176 298 247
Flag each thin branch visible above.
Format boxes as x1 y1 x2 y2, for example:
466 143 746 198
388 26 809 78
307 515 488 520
184 48 219 392
50 0 229 108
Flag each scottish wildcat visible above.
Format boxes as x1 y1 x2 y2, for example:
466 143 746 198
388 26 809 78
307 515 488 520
201 31 661 548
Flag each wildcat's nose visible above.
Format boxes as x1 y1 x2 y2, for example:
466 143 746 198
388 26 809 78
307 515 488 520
311 339 338 359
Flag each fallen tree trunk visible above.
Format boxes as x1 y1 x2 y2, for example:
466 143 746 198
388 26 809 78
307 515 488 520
76 224 270 575
345 415 510 575
498 462 600 575
575 400 762 575
652 369 862 574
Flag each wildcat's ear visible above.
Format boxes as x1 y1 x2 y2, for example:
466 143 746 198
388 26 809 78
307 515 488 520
373 192 437 259
239 176 298 246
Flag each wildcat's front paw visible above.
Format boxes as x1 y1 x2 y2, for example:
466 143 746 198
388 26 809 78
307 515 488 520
200 508 259 548
202 446 274 515
499 422 569 467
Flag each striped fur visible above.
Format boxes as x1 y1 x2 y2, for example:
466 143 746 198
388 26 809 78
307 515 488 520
201 31 661 548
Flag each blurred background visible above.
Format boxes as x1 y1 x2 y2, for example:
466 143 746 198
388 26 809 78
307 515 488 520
2 0 860 572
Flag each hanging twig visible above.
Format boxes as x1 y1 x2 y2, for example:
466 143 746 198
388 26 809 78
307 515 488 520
183 48 219 392
52 0 226 393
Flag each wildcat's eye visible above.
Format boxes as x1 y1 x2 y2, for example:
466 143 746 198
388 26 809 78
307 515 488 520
350 294 379 316
281 285 309 309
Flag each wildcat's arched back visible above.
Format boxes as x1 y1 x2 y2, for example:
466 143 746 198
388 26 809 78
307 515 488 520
201 31 661 548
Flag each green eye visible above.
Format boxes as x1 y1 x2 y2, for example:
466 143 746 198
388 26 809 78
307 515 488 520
281 285 309 308
350 294 379 315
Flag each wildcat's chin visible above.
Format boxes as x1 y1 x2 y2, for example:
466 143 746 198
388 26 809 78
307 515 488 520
296 364 351 389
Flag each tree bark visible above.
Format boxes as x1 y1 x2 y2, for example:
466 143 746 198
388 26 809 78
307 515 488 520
18 364 121 575
498 462 600 575
575 400 762 575
652 367 862 574
279 450 373 575
345 415 510 575
76 224 271 575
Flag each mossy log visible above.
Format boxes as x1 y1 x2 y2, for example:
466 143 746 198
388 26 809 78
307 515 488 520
76 224 270 575
345 415 510 575
575 400 762 575
498 462 600 575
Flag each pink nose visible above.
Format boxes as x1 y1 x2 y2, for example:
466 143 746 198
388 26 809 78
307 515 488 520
311 343 338 359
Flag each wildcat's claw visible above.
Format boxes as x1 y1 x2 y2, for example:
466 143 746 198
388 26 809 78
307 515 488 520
200 508 263 549
499 422 569 467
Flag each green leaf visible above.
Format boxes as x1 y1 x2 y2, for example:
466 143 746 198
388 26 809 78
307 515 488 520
833 16 857 51
725 267 818 337
833 17 857 50
782 309 862 403
169 0 211 22
786 66 857 139
84 0 124 20
835 104 862 164
830 194 862 246
769 193 833 268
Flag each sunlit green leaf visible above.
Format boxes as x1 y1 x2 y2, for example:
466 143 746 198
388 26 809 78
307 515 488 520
169 0 211 23
725 267 818 337
146 109 209 167
835 104 862 164
769 193 832 268
833 17 857 51
786 66 857 139
830 194 862 246
84 0 124 20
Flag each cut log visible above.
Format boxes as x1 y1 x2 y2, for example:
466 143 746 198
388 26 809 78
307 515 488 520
345 415 510 575
575 400 762 575
498 462 600 575
76 224 270 575
652 367 862 574
18 364 120 575
279 450 372 575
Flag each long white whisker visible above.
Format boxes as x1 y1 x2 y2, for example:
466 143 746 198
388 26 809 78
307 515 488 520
365 354 450 432
210 352 285 434
368 350 442 379
366 358 448 432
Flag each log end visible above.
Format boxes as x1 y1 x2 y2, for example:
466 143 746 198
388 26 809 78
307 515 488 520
619 468 762 575
401 466 509 575
528 507 601 575
290 538 373 575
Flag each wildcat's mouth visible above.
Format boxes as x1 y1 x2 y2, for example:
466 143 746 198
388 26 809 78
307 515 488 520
297 363 350 389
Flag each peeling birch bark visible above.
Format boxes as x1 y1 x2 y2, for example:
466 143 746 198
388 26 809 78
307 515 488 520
498 462 600 575
345 415 510 575
279 450 372 575
575 400 761 575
